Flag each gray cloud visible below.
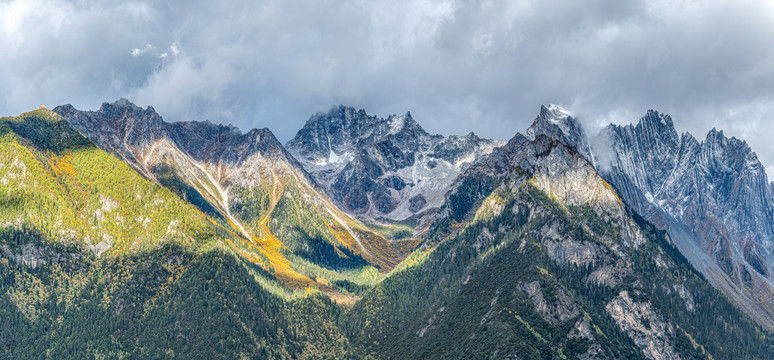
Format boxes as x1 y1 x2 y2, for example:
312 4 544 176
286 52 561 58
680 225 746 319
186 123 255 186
2 0 774 174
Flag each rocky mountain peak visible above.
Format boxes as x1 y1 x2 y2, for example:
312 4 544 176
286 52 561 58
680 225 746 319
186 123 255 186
632 110 679 148
327 104 369 121
286 105 503 221
525 104 593 164
539 103 572 119
174 119 241 134
385 111 424 137
112 97 134 107
96 98 162 124
322 105 379 129
53 98 307 186
53 99 169 173
247 127 277 142
594 109 774 330
644 109 674 127
288 106 429 164
704 127 735 151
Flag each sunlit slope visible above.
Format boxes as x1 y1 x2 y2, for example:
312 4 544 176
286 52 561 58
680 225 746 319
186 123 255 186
54 100 414 291
0 107 361 359
0 107 224 255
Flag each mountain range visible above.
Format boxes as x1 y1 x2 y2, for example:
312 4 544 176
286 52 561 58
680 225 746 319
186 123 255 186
0 99 772 359
526 105 774 331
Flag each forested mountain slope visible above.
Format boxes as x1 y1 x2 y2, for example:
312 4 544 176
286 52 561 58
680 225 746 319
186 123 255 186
345 133 773 359
0 106 223 257
0 107 356 359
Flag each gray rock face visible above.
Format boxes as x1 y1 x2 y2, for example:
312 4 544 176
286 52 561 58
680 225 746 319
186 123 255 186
591 111 683 230
525 104 593 163
606 291 680 360
593 111 774 330
528 104 774 330
285 105 503 222
518 281 580 325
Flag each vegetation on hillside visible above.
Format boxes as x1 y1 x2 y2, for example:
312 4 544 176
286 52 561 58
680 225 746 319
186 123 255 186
0 233 354 359
0 109 223 256
1 109 772 359
343 181 774 359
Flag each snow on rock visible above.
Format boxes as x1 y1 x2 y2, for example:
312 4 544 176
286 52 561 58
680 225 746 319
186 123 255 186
593 109 774 330
525 104 594 166
285 105 503 222
530 103 774 331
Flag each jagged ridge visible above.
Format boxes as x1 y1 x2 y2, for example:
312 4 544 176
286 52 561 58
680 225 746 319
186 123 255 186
525 104 774 331
593 111 774 330
286 105 503 224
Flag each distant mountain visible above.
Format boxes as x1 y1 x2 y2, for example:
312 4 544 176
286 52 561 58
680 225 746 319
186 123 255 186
345 120 773 359
286 105 503 225
527 105 774 331
54 99 409 286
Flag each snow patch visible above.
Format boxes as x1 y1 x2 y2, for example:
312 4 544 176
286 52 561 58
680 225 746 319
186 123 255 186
328 149 340 164
388 115 406 135
546 104 572 118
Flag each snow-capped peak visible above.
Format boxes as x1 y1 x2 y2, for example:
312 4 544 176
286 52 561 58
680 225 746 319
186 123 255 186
286 105 503 221
540 104 573 124
388 114 407 135
526 104 594 166
532 104 577 140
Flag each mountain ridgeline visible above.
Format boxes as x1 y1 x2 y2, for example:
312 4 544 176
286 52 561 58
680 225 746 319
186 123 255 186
286 105 503 225
0 100 772 359
595 112 774 330
526 106 774 332
348 132 772 359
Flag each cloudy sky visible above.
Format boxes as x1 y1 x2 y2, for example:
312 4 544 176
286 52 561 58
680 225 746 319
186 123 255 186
2 0 774 173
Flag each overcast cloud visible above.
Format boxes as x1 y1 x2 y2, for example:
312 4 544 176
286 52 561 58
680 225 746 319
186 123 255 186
2 0 774 174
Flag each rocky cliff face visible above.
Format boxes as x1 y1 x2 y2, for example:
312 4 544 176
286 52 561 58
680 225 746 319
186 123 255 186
285 105 503 223
525 104 594 163
527 104 774 330
593 112 774 330
54 100 406 286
